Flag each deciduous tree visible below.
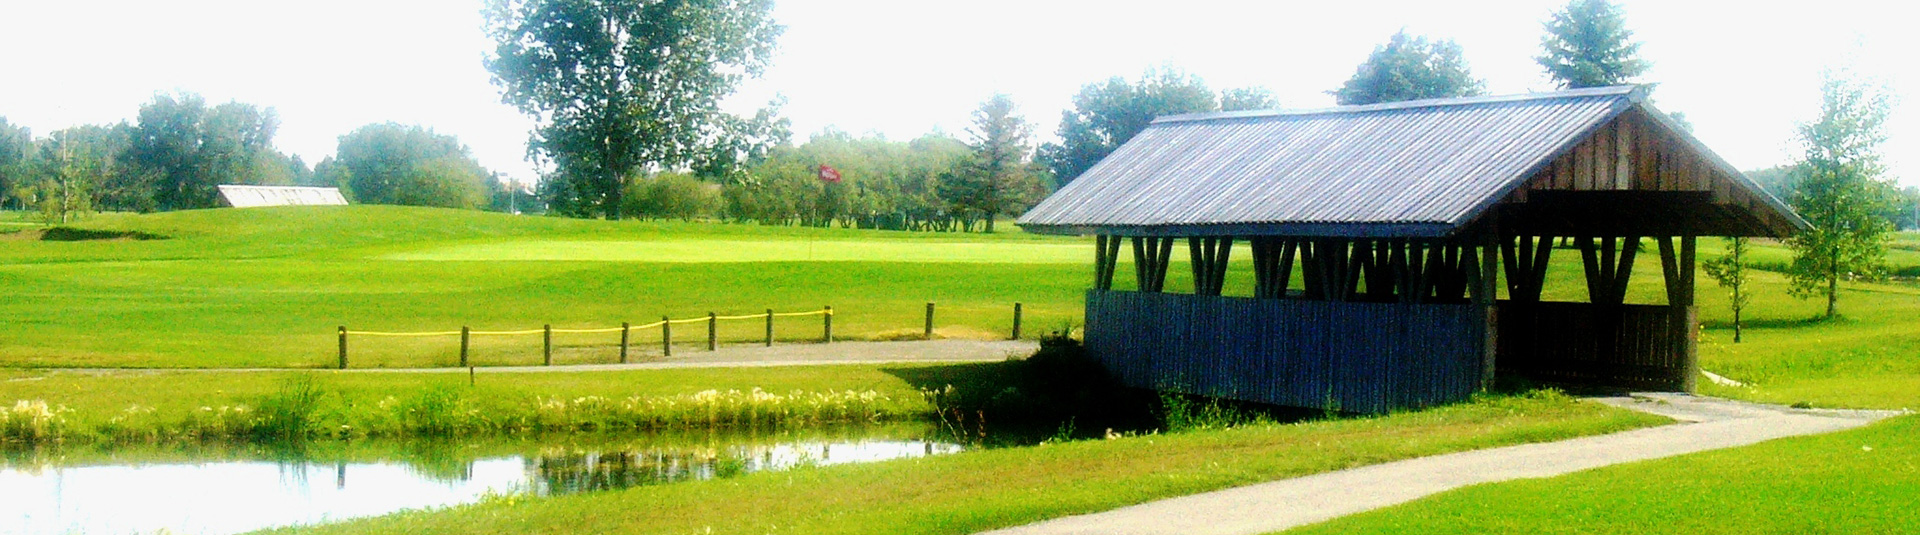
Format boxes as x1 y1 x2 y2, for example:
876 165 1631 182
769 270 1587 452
320 123 492 210
126 93 282 210
1334 30 1483 105
1703 237 1751 342
485 0 782 220
1219 87 1278 112
0 118 34 210
1784 74 1898 319
1037 68 1217 186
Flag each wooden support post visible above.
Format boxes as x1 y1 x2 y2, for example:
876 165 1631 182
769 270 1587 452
1012 302 1023 340
662 316 672 357
1131 236 1148 290
1678 305 1698 392
1679 236 1696 306
1155 238 1173 292
619 322 631 363
707 312 718 351
459 326 470 367
1251 238 1296 299
1478 235 1500 390
542 324 553 366
1189 237 1205 293
337 326 348 370
924 302 936 339
823 306 833 343
765 309 774 346
1611 237 1640 305
1579 236 1602 302
1094 235 1120 291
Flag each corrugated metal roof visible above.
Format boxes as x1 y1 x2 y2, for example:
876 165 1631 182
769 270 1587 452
1017 86 1642 238
217 185 349 208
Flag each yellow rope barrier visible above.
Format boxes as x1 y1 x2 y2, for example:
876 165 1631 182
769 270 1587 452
344 310 826 338
548 327 629 334
468 328 548 336
345 330 464 337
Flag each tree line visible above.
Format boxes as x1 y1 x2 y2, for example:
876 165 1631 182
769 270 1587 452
0 94 525 223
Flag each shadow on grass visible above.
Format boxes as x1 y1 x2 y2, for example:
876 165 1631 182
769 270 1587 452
881 339 1328 445
1700 314 1842 330
40 227 168 241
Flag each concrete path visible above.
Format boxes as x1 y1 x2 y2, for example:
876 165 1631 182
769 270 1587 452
29 340 1038 375
979 394 1904 535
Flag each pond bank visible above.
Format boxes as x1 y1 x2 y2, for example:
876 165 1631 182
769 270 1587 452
3 424 962 535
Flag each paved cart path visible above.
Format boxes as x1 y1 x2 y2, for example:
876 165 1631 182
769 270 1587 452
28 340 1038 374
978 394 1904 535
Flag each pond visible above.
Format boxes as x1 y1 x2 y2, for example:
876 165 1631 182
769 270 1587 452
1 424 963 535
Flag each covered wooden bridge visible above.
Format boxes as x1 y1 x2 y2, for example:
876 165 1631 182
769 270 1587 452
1016 86 1803 414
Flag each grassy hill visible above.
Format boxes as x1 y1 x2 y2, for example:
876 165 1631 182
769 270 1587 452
0 206 1091 368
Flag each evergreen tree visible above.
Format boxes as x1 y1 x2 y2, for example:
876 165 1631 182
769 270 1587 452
943 93 1042 233
1784 75 1898 319
1334 30 1483 105
1537 0 1648 88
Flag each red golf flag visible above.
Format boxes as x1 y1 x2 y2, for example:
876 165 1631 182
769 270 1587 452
817 164 842 183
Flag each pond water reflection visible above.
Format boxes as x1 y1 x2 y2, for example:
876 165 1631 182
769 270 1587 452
1 424 962 535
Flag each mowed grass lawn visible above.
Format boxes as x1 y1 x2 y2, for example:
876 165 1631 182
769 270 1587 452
0 206 1094 368
1280 414 1920 535
2 206 1915 412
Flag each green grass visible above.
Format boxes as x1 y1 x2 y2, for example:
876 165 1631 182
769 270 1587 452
253 391 1664 535
1278 414 1919 535
0 206 1090 368
0 363 952 441
4 208 1915 414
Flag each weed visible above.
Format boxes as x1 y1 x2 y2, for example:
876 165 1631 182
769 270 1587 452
253 377 325 440
1 400 71 441
1158 393 1273 432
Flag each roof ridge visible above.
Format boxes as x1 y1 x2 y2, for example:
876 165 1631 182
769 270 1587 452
1156 85 1643 124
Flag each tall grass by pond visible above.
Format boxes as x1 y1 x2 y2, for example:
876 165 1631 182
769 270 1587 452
3 379 918 444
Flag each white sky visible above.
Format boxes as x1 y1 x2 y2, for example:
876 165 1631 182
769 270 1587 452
1 0 1913 188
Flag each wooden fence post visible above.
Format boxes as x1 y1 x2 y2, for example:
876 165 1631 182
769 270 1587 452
924 302 935 340
543 324 553 366
619 322 630 364
1012 302 1023 340
459 326 470 367
337 326 348 370
764 309 774 347
823 306 833 343
662 315 672 357
708 312 718 351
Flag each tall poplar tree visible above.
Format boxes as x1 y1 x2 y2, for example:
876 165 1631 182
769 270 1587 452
1536 0 1648 88
1784 75 1897 319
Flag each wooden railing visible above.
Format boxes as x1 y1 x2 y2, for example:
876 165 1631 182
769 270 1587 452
1494 301 1696 392
1085 290 1487 414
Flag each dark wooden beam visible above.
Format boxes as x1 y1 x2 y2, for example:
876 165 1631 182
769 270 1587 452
1251 238 1296 299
